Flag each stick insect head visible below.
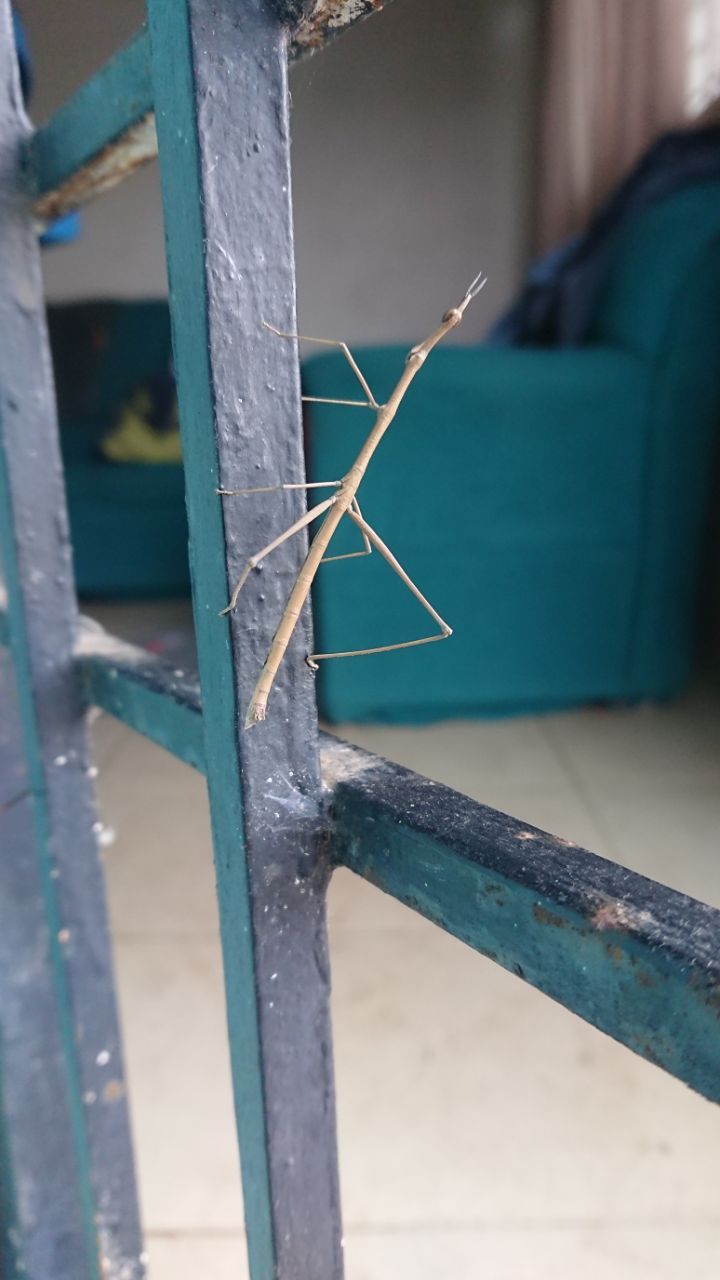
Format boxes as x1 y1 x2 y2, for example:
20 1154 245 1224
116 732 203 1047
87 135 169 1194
446 269 488 322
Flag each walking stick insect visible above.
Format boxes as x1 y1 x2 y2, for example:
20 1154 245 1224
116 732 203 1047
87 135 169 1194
219 271 487 726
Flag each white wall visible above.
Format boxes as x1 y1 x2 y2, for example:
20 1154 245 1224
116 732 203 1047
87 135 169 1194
21 0 542 345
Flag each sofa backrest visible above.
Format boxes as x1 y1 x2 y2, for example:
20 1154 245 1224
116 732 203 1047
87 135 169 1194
48 299 172 424
590 181 720 362
599 184 720 687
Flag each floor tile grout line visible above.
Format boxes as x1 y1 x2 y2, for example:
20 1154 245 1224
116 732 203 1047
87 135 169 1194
143 1214 720 1239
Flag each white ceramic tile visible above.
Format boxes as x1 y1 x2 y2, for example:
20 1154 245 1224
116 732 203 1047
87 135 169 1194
343 1225 720 1280
541 689 720 797
114 938 244 1232
98 733 219 938
143 1225 720 1280
329 866 427 932
596 785 720 908
329 715 569 792
145 1234 248 1280
88 709 130 771
330 922 720 1230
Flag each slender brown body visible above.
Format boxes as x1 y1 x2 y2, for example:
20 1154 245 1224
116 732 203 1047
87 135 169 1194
245 295 478 725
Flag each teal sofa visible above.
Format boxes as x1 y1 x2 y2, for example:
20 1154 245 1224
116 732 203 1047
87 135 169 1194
304 182 720 722
51 301 189 598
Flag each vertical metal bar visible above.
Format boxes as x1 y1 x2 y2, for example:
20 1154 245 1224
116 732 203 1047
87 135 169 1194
147 2 344 1277
0 656 89 1280
0 5 144 1277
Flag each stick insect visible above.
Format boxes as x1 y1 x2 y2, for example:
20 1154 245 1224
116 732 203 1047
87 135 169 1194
220 271 487 726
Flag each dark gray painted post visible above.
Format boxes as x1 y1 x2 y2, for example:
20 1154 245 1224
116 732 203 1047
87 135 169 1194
0 658 92 1280
0 4 144 1276
147 2 344 1276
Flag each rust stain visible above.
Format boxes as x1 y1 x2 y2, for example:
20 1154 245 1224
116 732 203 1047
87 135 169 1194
590 899 656 934
701 983 720 1018
533 903 566 930
34 113 158 222
482 882 504 897
102 1078 126 1103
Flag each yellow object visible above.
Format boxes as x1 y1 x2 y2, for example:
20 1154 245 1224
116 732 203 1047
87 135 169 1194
101 388 182 464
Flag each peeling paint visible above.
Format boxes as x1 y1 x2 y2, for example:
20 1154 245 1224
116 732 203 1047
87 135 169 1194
590 899 658 935
533 903 566 930
33 114 157 223
291 0 390 52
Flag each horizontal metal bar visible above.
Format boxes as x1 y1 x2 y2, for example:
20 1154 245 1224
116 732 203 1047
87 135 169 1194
27 3 396 219
3 599 204 770
75 619 206 773
324 736 720 1105
10 599 719 1105
30 27 155 222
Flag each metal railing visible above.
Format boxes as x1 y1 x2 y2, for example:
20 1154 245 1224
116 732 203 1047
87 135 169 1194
1 3 719 1277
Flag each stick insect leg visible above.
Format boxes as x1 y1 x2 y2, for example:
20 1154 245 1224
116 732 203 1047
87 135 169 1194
218 480 341 497
307 508 452 666
220 494 337 617
263 322 380 409
321 498 373 563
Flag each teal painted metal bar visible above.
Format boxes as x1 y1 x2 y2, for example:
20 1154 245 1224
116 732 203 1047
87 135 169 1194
29 27 154 220
327 737 720 1104
26 3 399 223
77 623 206 773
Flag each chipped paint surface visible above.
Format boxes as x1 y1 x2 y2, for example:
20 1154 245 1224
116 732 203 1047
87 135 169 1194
292 0 389 51
590 899 658 935
27 1 393 223
33 113 157 222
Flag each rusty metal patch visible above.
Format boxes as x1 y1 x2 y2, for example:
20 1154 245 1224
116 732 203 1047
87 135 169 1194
292 0 390 53
33 112 157 223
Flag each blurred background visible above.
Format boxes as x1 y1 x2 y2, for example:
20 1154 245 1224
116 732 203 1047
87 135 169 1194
14 0 720 1276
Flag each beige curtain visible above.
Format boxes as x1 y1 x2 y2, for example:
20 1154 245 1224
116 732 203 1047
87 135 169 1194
689 0 720 118
538 0 691 253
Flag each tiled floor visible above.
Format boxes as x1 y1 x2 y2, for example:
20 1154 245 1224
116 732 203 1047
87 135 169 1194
89 606 720 1278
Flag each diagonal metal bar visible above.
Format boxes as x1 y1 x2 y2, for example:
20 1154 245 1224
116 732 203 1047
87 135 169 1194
147 1 344 1276
29 26 155 222
27 2 397 220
